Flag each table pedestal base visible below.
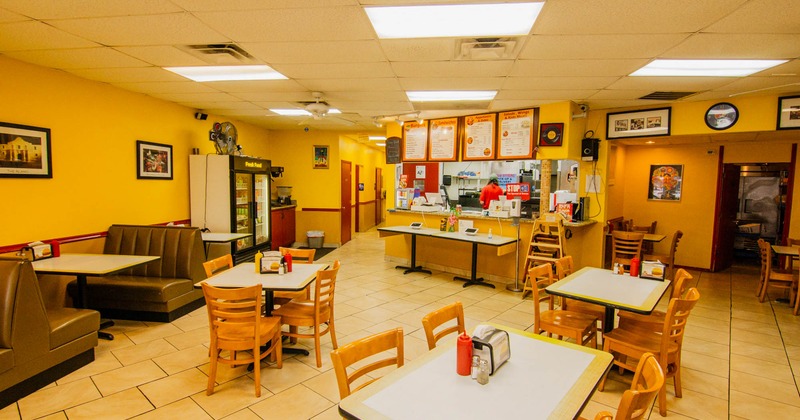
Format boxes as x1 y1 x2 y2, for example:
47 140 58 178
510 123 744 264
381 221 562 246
455 275 495 289
99 319 115 340
395 265 432 275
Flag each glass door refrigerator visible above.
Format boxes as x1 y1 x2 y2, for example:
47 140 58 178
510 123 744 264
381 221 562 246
190 154 271 264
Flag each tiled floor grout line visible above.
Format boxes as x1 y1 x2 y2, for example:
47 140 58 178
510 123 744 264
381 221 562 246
770 292 800 397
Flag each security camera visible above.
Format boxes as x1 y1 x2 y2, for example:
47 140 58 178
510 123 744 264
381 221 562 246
579 104 589 113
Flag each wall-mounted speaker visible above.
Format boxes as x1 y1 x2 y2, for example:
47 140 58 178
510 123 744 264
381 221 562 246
581 138 599 162
194 112 208 120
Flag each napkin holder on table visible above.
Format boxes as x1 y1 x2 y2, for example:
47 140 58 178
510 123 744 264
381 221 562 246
259 251 285 274
640 260 666 280
472 324 510 375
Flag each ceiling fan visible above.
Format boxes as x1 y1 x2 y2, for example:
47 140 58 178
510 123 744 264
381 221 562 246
296 92 355 126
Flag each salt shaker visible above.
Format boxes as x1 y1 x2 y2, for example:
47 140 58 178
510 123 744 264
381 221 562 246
471 355 480 379
477 359 490 385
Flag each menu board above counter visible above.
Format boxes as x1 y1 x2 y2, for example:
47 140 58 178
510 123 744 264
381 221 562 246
497 109 537 160
462 113 497 161
428 117 458 162
402 121 429 162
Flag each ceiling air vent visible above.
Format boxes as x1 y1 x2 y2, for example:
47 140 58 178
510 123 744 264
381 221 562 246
639 91 697 101
455 37 522 60
179 43 257 65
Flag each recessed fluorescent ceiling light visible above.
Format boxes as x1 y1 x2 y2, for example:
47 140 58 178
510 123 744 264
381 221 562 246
165 65 287 82
365 3 543 39
369 136 387 141
269 109 341 116
631 60 788 77
407 91 497 102
376 143 386 147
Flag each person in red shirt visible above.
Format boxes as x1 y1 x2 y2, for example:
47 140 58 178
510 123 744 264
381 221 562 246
480 174 504 209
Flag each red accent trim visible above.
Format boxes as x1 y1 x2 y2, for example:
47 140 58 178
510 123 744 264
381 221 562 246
781 144 796 245
0 219 193 254
301 208 341 212
358 199 377 205
709 145 725 271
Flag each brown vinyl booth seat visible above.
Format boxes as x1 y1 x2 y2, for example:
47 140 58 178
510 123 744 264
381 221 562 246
0 259 100 408
67 225 207 322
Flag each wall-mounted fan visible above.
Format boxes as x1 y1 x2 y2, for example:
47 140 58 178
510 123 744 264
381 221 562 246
210 121 239 155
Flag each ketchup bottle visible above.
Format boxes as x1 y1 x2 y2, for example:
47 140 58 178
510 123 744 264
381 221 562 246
630 256 640 277
456 332 473 376
50 240 61 257
285 253 293 272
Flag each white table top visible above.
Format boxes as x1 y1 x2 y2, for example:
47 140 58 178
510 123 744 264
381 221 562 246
201 232 250 243
339 324 612 419
200 262 328 292
772 245 800 257
31 253 160 276
378 225 441 236
432 230 517 246
546 267 672 314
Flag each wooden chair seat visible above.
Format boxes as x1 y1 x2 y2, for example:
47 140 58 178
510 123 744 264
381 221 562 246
529 263 597 348
757 239 797 305
618 269 692 332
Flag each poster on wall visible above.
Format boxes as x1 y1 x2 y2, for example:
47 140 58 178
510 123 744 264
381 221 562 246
497 109 537 159
462 113 496 161
428 117 458 161
648 164 683 201
402 121 428 161
0 122 52 178
607 107 671 139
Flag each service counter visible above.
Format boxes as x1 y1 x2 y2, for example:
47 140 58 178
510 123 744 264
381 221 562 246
385 209 602 285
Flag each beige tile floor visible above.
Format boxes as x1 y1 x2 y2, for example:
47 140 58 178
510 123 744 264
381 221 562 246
3 228 800 419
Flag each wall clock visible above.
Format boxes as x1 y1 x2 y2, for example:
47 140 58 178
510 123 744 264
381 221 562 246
539 122 564 146
705 103 739 130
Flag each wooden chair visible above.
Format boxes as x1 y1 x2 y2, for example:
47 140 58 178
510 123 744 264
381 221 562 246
580 353 665 420
617 269 693 332
631 221 657 254
757 239 797 306
274 247 317 305
601 288 700 416
644 230 682 281
330 327 404 399
529 263 598 348
421 301 465 350
272 260 340 367
611 231 644 272
556 256 607 333
201 283 282 397
202 254 233 278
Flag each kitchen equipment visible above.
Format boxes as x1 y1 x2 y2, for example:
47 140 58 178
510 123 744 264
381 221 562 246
276 186 292 205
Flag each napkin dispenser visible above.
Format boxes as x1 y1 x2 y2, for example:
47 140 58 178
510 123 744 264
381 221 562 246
640 260 666 280
20 241 54 261
259 251 285 274
472 325 510 375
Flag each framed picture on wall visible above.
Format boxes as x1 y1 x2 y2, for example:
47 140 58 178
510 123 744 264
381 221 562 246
313 145 329 169
0 121 52 178
777 95 800 130
648 164 683 201
607 107 671 139
136 140 173 180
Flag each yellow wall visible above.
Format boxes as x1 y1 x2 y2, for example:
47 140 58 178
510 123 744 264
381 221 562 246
0 56 271 245
340 136 385 231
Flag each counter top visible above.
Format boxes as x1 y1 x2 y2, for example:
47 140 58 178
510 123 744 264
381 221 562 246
271 204 297 210
388 208 597 228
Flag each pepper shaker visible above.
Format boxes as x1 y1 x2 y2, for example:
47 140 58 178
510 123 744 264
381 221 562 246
477 359 490 385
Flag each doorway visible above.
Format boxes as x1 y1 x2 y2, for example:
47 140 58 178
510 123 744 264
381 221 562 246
341 160 352 245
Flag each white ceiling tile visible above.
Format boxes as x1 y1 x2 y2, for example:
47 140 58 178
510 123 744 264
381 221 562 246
66 67 186 83
391 61 512 78
203 79 310 93
177 101 262 110
112 81 221 95
0 21 99 50
113 46 209 67
606 76 733 92
243 41 385 64
589 90 658 100
300 78 403 92
233 92 325 102
380 39 455 61
45 13 226 46
272 62 395 79
510 59 646 77
0 7 27 22
194 7 374 42
520 34 690 60
490 99 559 109
503 76 619 90
663 33 800 59
172 0 358 12
709 76 800 96
149 92 243 103
0 0 182 19
704 0 800 34
5 47 148 69
399 77 504 90
495 89 599 101
534 0 746 34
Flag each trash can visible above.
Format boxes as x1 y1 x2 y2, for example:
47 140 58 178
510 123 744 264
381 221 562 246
307 230 324 249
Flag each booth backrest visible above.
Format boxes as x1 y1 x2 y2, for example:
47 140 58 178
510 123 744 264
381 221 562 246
103 225 206 282
0 260 21 349
0 259 51 362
